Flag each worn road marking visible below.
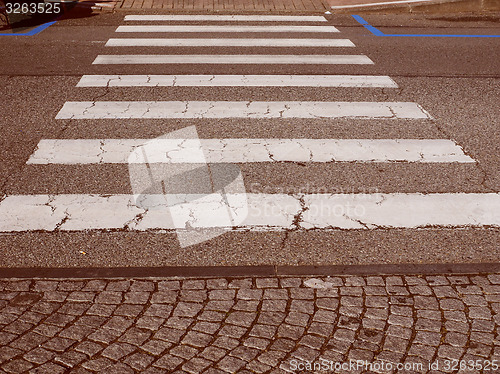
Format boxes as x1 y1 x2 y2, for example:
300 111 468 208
115 25 339 33
92 55 374 65
28 139 473 164
124 15 328 22
76 75 397 88
0 193 498 231
105 38 355 47
55 101 431 119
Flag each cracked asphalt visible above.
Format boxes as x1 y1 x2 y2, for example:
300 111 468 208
0 12 499 268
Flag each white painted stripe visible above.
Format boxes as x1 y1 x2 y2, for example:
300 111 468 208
332 0 435 9
55 101 431 119
124 15 328 22
27 139 473 164
76 75 398 88
115 25 339 33
92 55 374 65
105 38 355 47
0 193 498 231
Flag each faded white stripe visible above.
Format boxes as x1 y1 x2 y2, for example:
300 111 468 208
76 75 397 88
92 55 374 65
55 101 431 120
0 193 498 231
27 139 473 164
115 25 339 33
124 15 328 22
105 38 355 47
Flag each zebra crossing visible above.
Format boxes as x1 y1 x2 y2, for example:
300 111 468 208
1 14 499 235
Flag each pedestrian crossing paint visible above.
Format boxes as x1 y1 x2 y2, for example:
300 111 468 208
92 55 374 65
27 139 473 165
0 193 498 232
115 25 340 33
123 15 328 22
76 75 398 88
55 101 431 120
11 14 489 236
105 38 356 47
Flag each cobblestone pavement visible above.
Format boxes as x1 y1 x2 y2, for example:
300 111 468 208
1 274 500 374
116 0 330 12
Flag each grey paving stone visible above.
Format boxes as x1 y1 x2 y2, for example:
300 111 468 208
218 324 247 339
170 344 199 360
33 281 58 292
123 352 155 370
233 300 260 312
11 332 49 351
182 280 205 290
209 290 235 300
118 327 152 345
261 300 287 312
113 304 144 317
230 345 260 361
74 340 104 357
174 302 204 318
206 279 228 290
263 289 288 300
226 311 256 328
228 279 253 289
243 337 270 350
1 274 500 374
289 300 314 314
256 278 279 288
95 291 123 304
158 281 180 291
57 281 85 292
205 300 234 312
53 350 87 368
180 290 207 302
165 317 193 330
182 331 213 347
82 280 107 291
101 363 135 374
86 303 116 317
213 336 239 350
277 324 305 340
257 350 286 367
136 316 165 330
82 357 114 371
153 353 184 370
200 346 227 362
2 359 33 374
87 327 122 344
101 342 136 360
285 311 310 327
245 359 272 374
124 291 150 304
66 292 95 303
182 357 212 373
144 304 173 318
279 278 302 288
308 322 334 337
192 321 219 335
23 347 55 364
105 281 131 291
141 339 172 356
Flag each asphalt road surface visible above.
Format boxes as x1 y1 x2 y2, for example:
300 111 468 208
0 11 499 269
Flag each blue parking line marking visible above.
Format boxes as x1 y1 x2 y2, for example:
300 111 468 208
0 20 57 36
353 15 500 38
